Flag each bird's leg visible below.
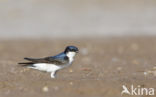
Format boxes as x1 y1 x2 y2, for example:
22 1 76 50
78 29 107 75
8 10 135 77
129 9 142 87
50 71 56 78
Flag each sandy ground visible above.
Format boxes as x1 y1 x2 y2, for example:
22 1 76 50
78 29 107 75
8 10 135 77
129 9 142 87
0 37 156 97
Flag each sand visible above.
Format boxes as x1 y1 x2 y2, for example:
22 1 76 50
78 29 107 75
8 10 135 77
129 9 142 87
0 37 156 97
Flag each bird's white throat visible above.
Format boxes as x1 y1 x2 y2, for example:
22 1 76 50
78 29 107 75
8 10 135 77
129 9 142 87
66 52 76 63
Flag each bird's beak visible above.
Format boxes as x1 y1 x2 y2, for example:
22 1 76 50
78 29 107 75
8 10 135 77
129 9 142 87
76 50 79 53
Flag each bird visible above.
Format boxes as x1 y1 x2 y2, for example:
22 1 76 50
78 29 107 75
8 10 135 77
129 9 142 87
18 46 79 78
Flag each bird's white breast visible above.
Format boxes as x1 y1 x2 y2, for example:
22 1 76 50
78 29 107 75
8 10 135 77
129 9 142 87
66 52 76 63
30 63 61 72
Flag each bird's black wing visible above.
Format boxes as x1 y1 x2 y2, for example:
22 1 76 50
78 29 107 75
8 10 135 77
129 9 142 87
44 56 69 65
20 55 69 65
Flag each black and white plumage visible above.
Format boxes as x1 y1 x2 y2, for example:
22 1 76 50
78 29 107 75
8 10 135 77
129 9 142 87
19 46 79 78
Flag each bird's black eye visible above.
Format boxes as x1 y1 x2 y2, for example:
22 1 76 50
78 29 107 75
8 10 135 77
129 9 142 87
69 49 73 52
71 49 75 51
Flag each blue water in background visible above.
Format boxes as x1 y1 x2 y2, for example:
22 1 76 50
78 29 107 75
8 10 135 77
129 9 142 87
0 0 156 39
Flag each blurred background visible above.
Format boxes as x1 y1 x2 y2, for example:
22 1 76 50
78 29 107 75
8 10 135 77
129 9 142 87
1 1 156 97
0 0 156 39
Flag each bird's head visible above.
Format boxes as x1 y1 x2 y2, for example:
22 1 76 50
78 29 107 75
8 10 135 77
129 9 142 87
64 46 79 54
64 46 79 62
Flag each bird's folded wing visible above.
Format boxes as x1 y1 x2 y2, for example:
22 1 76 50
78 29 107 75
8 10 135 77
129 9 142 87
24 56 68 65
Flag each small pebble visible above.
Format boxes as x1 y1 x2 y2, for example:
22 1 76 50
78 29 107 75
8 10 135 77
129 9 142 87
153 67 156 70
153 71 156 76
53 86 59 91
132 60 139 65
131 43 139 51
20 68 29 73
69 69 73 73
80 48 88 55
146 70 156 76
117 67 122 71
147 70 152 74
112 57 119 62
81 68 91 71
144 72 148 76
42 86 49 92
69 82 73 85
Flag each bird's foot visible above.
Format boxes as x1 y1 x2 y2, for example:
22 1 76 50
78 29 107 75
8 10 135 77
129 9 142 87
50 71 56 78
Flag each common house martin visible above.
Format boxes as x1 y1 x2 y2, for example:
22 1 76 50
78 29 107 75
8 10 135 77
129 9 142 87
19 46 79 78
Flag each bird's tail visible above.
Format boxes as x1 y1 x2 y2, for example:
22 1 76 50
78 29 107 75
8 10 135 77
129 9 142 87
24 57 34 61
18 62 34 67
